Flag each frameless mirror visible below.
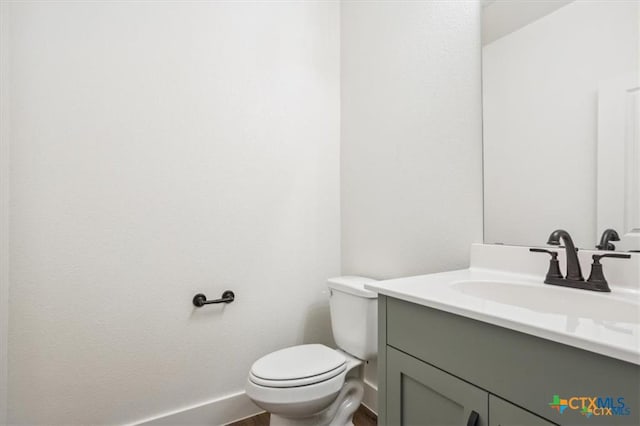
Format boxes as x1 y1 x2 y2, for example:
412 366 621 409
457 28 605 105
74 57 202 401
482 0 639 251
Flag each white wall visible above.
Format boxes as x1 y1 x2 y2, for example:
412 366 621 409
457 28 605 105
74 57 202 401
0 1 10 423
483 0 639 248
6 1 339 424
341 0 484 280
481 0 574 45
340 0 483 400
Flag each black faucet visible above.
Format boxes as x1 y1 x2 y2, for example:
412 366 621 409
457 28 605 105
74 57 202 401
530 229 632 292
546 229 584 282
586 253 631 292
596 228 620 251
529 248 563 282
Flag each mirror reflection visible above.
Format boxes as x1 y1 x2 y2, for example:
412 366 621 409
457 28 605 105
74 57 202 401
482 0 639 251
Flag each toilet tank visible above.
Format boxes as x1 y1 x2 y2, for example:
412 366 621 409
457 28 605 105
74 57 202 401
327 276 378 360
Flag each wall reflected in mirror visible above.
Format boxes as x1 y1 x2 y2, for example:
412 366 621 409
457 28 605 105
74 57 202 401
482 0 639 251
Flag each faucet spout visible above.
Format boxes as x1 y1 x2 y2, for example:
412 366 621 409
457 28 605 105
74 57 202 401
596 228 620 251
547 229 584 282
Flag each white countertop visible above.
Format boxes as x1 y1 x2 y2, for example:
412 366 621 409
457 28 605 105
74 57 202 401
365 267 640 365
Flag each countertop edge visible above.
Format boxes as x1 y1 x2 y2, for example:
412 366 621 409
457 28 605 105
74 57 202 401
367 284 640 366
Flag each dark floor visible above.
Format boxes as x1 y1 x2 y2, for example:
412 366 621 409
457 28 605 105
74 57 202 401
228 404 377 426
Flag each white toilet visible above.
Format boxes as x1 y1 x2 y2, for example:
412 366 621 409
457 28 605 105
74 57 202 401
245 276 377 426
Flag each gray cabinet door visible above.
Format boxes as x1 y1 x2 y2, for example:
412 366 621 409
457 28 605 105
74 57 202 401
489 395 557 426
387 346 488 426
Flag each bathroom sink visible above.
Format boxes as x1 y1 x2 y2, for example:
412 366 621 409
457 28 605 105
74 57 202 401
451 280 640 324
364 244 640 365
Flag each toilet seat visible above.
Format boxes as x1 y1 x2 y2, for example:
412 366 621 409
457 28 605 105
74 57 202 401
246 344 353 406
249 363 347 388
246 368 346 405
249 344 346 388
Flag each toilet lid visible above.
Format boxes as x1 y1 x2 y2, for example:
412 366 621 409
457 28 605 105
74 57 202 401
250 344 346 382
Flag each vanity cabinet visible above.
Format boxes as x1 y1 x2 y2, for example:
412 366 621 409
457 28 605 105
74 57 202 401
386 347 553 426
377 296 640 426
489 395 555 426
387 347 488 426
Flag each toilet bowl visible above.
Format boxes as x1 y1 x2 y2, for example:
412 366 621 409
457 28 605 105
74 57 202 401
246 344 363 425
245 276 377 426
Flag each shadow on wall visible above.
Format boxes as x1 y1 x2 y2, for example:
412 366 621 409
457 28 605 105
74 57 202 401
301 301 336 347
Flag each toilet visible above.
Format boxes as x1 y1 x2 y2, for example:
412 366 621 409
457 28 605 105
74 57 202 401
245 276 377 426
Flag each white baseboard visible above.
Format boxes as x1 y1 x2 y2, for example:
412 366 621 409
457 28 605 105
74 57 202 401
131 380 377 426
131 391 262 426
362 378 378 415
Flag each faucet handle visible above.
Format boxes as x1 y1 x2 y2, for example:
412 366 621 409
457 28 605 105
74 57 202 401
592 253 632 261
529 248 563 281
530 248 557 256
586 253 631 292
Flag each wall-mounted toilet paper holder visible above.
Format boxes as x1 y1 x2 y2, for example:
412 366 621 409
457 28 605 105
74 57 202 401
192 290 235 307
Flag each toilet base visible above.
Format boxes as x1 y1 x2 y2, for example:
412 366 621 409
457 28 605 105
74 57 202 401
270 414 354 426
268 379 363 426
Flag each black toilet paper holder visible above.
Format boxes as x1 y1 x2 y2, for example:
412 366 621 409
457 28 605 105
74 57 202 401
192 290 235 307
